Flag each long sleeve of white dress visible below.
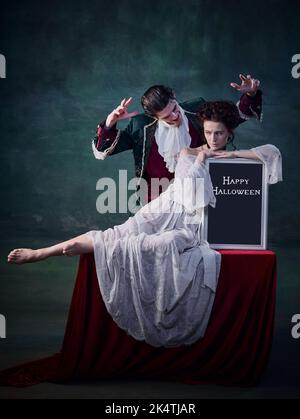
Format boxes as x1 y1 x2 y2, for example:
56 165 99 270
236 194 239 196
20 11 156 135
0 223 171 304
141 154 216 232
251 144 283 184
170 154 216 213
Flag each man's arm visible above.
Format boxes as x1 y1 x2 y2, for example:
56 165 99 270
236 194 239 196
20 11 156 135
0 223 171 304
236 89 263 123
92 97 138 160
92 120 134 160
231 74 263 123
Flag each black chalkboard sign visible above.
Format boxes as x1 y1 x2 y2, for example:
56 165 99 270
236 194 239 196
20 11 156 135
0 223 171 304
204 158 268 249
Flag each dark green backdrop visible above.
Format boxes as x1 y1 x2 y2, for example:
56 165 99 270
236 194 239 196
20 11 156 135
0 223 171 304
1 0 300 399
0 0 299 244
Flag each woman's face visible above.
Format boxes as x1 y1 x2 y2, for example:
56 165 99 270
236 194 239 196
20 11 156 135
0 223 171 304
203 120 230 151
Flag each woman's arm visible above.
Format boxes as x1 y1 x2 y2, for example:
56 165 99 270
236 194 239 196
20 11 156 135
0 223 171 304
213 149 260 160
179 147 215 161
235 150 260 159
213 145 283 184
181 147 260 161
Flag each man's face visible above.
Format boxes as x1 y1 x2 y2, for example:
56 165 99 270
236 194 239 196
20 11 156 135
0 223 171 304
156 100 182 127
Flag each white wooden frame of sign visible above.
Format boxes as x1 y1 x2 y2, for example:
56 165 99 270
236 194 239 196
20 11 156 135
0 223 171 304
203 158 268 250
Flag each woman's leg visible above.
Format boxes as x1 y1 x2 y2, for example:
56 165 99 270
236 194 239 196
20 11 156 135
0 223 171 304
7 233 94 264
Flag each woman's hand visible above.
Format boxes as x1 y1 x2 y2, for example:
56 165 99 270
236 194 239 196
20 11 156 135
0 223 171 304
213 150 237 159
230 74 260 97
214 149 259 160
180 147 218 161
196 149 218 163
105 97 139 128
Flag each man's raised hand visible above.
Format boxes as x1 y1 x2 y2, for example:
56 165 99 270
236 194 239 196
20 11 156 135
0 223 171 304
230 74 260 96
105 97 139 128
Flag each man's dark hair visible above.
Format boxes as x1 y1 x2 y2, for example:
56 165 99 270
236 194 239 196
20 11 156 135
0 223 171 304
141 85 176 117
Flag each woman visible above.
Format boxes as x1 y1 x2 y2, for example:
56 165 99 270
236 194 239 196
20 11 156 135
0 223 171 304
7 102 282 347
186 101 282 185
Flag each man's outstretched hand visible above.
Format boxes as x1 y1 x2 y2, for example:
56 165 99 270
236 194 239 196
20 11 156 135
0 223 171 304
106 97 139 128
230 74 260 96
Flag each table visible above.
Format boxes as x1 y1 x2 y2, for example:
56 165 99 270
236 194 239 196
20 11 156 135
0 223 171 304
0 250 277 387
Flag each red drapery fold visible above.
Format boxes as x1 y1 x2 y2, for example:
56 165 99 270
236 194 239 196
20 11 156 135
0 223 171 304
0 250 277 387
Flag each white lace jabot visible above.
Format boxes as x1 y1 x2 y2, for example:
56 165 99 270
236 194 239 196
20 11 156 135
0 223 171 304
155 106 192 173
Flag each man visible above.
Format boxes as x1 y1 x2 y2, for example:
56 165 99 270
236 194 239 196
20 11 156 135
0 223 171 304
92 74 262 203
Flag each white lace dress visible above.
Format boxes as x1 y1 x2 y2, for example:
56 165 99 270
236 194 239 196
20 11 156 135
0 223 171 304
87 144 282 347
88 154 221 347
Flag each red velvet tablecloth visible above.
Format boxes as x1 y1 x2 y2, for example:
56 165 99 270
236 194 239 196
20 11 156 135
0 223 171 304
0 250 277 387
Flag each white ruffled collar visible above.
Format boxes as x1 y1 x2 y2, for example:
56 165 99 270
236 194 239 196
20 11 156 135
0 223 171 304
155 106 192 173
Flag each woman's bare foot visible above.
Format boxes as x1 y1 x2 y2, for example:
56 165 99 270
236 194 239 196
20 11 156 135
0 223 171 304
7 236 93 263
7 248 45 264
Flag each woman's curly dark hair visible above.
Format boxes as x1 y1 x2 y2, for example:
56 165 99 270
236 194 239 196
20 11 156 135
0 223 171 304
197 101 240 149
